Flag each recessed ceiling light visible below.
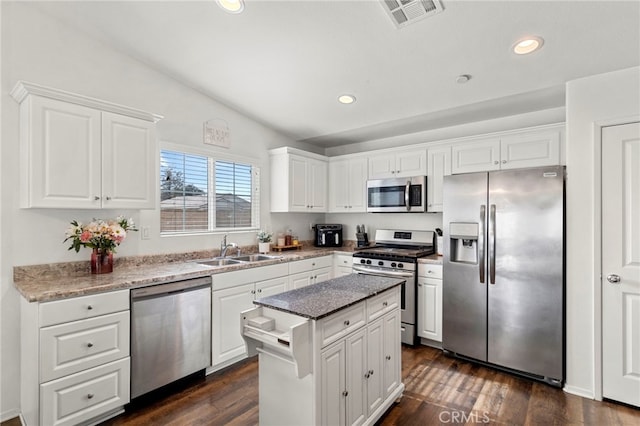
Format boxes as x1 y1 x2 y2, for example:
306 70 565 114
338 94 356 104
216 0 244 14
513 36 544 55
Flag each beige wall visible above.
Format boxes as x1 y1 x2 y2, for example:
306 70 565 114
564 66 640 398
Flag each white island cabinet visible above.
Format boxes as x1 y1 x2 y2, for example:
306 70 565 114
242 274 404 426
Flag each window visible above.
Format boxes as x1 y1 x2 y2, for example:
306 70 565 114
160 149 259 234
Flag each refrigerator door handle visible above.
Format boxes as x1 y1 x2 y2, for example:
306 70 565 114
489 204 496 284
479 205 486 284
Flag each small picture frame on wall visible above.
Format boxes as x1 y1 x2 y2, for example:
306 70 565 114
204 118 230 148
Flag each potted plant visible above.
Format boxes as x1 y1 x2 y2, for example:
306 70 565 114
257 230 272 254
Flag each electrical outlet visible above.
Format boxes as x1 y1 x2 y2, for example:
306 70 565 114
141 227 151 240
309 223 314 231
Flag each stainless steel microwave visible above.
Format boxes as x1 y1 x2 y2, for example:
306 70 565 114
367 176 427 213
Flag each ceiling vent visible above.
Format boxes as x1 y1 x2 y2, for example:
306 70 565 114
381 0 444 28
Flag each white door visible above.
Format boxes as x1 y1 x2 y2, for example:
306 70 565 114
395 149 426 177
602 121 640 407
320 342 346 426
308 159 327 211
289 155 308 212
345 329 367 426
348 157 367 212
427 146 451 212
289 271 312 289
330 160 350 211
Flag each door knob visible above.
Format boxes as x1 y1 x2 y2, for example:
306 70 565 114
607 274 621 284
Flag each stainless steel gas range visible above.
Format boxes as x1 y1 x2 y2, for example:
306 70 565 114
352 229 435 345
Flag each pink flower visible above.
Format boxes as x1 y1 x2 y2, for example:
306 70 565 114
79 231 92 243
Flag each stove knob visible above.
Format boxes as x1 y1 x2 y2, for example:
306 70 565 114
378 261 384 266
366 260 372 265
390 262 397 268
360 259 366 264
397 263 404 269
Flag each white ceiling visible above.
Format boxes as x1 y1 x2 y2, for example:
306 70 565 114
33 1 640 148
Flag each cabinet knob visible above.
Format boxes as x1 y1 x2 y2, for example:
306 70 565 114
427 270 433 274
396 170 400 174
502 160 507 164
342 390 349 397
87 393 94 400
94 196 100 201
364 372 370 379
251 289 256 294
386 355 391 360
391 170 395 174
344 320 350 326
87 342 94 348
417 283 422 287
87 305 93 310
257 289 262 293
382 301 388 307
369 369 374 376
105 196 112 200
494 161 499 165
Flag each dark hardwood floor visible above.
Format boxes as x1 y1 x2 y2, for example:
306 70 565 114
102 345 639 426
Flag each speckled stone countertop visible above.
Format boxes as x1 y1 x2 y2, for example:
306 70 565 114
14 246 358 303
253 274 404 320
417 254 443 265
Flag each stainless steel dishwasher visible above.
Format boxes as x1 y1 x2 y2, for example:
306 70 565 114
130 275 212 399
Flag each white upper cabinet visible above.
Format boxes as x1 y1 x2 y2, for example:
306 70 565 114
329 156 367 212
368 148 426 179
426 146 451 213
451 127 562 174
451 138 501 174
270 147 328 212
11 81 162 209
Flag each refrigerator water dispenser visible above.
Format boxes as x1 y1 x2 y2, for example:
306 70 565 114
449 222 479 264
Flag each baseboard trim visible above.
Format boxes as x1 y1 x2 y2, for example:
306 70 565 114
0 409 23 425
563 385 594 400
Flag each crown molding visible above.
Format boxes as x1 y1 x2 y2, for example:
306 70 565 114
10 81 163 123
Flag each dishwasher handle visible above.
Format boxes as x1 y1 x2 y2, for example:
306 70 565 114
131 275 212 299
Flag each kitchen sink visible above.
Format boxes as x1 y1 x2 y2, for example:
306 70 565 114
231 254 282 262
195 258 244 266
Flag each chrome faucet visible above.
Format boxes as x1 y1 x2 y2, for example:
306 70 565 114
220 234 239 258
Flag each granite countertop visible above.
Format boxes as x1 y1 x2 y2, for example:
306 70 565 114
253 274 405 320
417 254 443 265
14 247 357 303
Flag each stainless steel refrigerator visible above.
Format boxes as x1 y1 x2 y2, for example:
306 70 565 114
442 166 564 386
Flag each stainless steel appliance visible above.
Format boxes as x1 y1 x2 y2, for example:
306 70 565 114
443 166 564 386
131 276 212 398
353 229 435 344
314 224 343 247
367 176 427 212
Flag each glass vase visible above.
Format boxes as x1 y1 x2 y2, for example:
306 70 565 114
91 248 113 274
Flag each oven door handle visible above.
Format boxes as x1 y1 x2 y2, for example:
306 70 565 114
352 265 415 278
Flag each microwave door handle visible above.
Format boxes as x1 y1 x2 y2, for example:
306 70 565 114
405 180 411 211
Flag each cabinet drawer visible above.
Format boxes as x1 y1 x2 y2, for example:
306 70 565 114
40 290 129 327
318 302 366 348
289 256 333 274
418 263 443 279
40 311 130 382
40 357 130 426
367 288 400 322
334 254 352 268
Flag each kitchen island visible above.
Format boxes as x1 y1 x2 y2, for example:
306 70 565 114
242 274 405 426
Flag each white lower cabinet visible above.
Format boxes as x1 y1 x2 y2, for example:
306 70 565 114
21 290 130 426
417 264 443 343
243 286 403 426
319 295 402 426
211 263 289 369
288 255 333 289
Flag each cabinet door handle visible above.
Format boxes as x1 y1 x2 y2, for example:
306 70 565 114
502 160 507 164
369 369 374 376
251 289 256 294
87 393 94 399
382 301 388 307
257 289 262 293
105 196 112 200
364 372 370 379
87 305 93 310
386 355 391 360
344 320 350 326
494 160 499 165
94 196 100 201
87 342 94 348
342 390 349 397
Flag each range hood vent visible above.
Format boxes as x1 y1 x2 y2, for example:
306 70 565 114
381 0 444 29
